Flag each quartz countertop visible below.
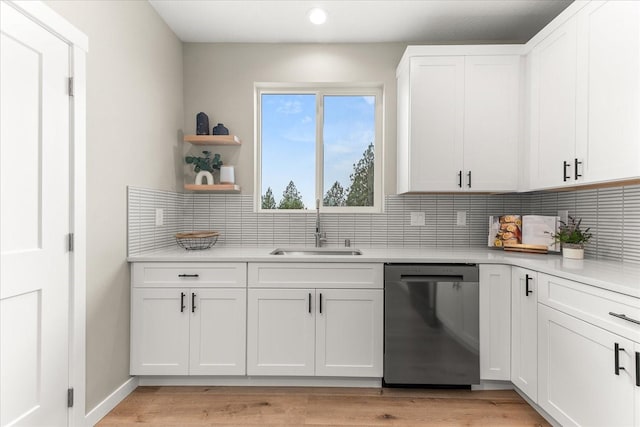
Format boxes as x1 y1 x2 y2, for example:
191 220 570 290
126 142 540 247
128 246 640 299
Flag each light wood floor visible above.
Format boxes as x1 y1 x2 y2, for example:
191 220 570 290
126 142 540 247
98 386 550 426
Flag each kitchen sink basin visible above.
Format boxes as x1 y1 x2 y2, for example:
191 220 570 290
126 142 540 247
270 248 362 256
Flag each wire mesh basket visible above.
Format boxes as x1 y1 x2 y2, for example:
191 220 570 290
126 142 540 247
175 231 219 250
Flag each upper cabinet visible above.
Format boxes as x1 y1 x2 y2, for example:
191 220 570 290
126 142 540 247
528 0 640 189
397 48 521 193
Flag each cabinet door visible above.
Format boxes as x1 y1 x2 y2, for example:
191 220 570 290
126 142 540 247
408 56 464 191
189 288 246 375
511 268 538 401
130 288 189 375
479 265 511 381
538 304 636 427
463 56 520 192
315 289 383 377
529 16 578 189
247 289 315 376
576 1 640 183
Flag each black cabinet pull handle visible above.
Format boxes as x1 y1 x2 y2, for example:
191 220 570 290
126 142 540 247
191 292 196 313
525 274 533 296
574 158 582 180
308 293 311 314
563 161 571 182
178 274 199 278
319 293 323 314
458 171 462 188
636 352 640 387
467 171 471 188
609 312 640 325
615 342 626 375
180 292 186 313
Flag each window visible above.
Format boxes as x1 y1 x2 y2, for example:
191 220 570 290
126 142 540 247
256 84 383 212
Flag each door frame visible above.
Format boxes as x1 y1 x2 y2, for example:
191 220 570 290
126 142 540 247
4 2 88 426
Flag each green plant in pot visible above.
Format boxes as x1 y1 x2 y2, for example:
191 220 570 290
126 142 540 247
185 151 222 185
549 216 592 259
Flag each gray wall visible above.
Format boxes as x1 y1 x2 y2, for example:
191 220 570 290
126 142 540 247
44 0 183 412
183 43 407 195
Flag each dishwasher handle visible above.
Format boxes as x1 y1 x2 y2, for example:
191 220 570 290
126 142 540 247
400 275 465 283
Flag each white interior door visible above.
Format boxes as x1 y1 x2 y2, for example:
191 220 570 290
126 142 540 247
1 2 71 426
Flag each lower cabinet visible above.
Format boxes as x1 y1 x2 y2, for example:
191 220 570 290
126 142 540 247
511 267 538 401
247 288 383 377
479 265 511 381
130 287 246 375
538 304 640 427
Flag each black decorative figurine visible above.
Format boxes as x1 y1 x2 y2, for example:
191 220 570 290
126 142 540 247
196 112 210 135
212 123 229 135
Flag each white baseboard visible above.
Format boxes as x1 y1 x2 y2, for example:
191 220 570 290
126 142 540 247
472 380 514 390
138 376 382 388
85 376 139 426
513 386 561 427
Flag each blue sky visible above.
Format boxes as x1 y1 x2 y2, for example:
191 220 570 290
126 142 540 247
261 93 375 208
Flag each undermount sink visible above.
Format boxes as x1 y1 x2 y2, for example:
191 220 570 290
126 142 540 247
270 248 363 256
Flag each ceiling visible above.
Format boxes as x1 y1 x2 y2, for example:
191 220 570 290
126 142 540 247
149 0 574 44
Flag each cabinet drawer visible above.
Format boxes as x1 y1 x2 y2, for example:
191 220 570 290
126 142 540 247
248 263 383 289
132 262 247 288
538 273 640 342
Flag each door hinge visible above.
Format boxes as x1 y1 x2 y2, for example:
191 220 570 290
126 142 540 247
67 388 74 408
67 233 74 252
68 77 74 97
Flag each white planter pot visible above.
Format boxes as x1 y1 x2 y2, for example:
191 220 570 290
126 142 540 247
195 171 214 185
562 246 584 260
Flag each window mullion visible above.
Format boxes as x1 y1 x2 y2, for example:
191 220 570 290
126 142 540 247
315 91 324 208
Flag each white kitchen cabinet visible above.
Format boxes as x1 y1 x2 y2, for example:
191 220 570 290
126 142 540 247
575 0 640 184
131 288 190 375
528 15 578 189
189 288 246 375
246 288 316 376
130 262 247 376
528 0 640 189
247 288 384 377
315 289 383 377
511 267 538 401
247 263 384 378
538 304 639 427
479 265 511 381
396 52 520 193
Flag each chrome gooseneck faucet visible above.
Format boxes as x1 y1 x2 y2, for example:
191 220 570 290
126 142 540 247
314 199 327 247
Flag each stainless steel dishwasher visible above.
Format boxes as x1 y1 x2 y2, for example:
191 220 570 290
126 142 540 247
384 264 480 387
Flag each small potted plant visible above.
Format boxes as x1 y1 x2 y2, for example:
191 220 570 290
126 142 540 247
185 151 223 185
549 216 592 259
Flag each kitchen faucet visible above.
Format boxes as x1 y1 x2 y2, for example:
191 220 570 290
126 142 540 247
314 199 327 247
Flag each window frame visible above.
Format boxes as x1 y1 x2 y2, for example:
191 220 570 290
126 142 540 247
254 82 384 213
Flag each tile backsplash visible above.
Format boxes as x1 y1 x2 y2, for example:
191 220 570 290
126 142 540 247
127 184 640 264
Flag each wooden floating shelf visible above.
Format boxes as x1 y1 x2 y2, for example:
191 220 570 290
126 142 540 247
184 184 241 193
183 135 241 145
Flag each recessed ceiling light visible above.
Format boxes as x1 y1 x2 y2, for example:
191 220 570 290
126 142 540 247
308 8 327 25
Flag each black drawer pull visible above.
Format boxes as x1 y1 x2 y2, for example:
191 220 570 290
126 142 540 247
574 158 582 180
319 293 323 314
525 274 533 296
636 352 640 387
457 171 462 188
178 274 199 278
308 293 311 314
563 161 571 182
609 312 640 325
192 292 196 313
180 292 186 313
614 342 625 375
467 171 471 188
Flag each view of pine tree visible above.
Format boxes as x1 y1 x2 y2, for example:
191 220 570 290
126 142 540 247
261 187 276 209
323 181 346 206
345 143 374 206
278 181 305 209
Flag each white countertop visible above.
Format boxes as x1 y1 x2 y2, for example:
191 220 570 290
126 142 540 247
128 246 640 299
